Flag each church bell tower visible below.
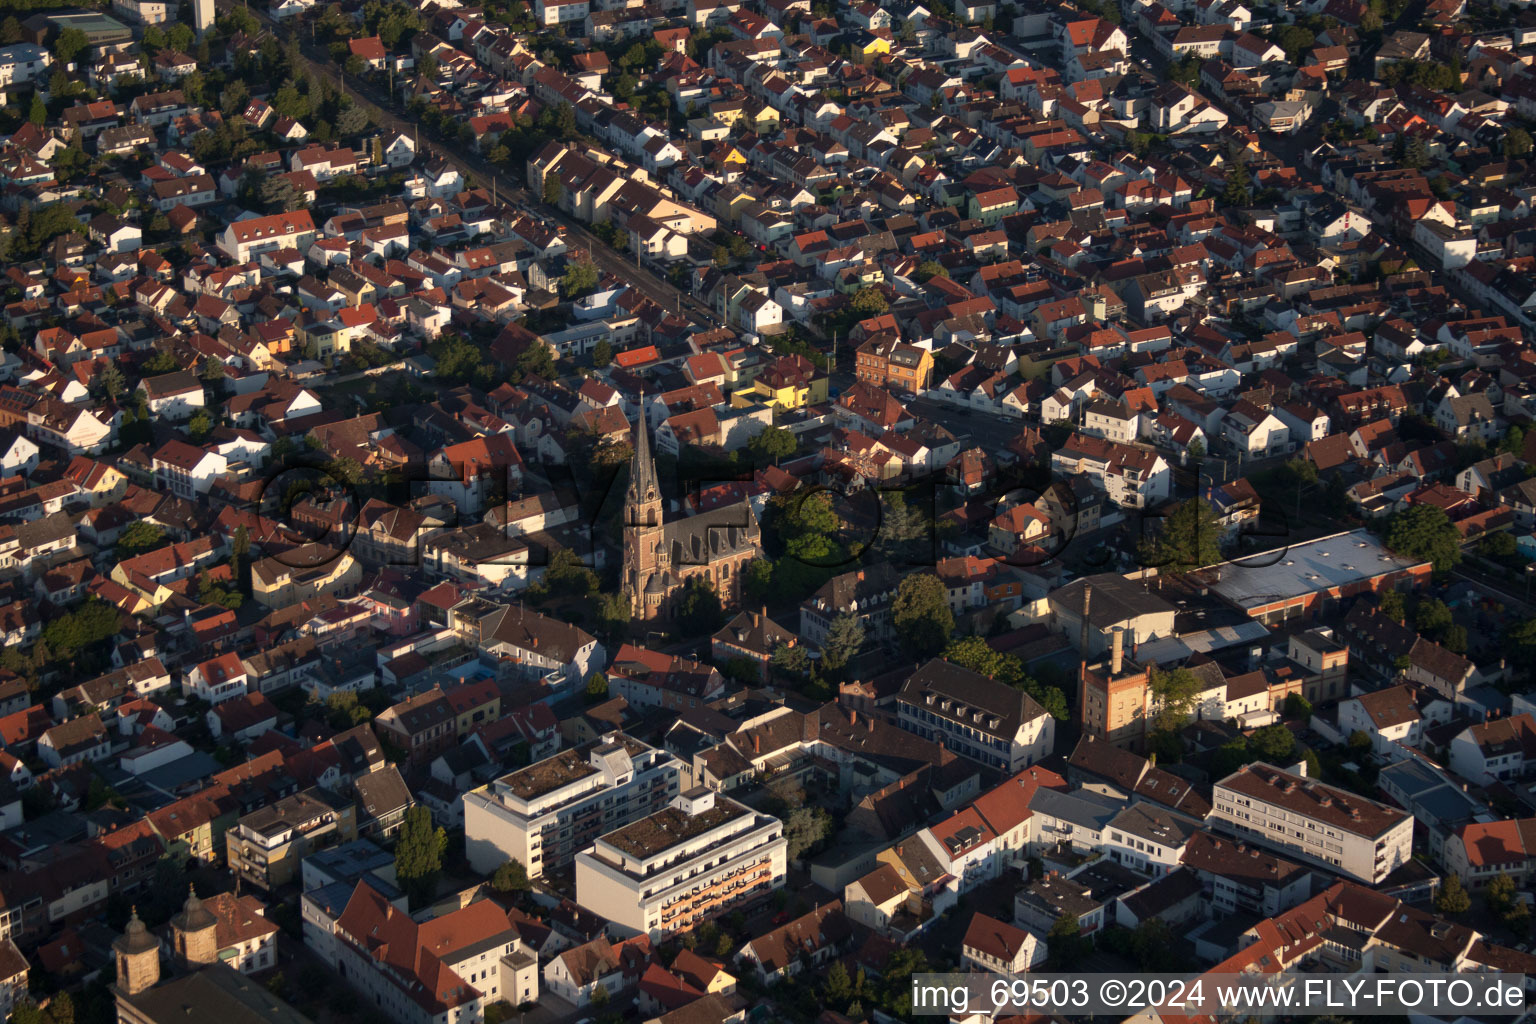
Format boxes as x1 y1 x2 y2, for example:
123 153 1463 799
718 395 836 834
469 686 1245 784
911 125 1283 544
623 395 667 620
113 908 161 997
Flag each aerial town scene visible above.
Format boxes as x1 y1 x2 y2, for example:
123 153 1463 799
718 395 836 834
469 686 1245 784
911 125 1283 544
5 0 1536 1017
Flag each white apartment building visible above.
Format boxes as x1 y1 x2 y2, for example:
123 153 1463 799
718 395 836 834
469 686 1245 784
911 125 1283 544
465 734 682 878
574 788 786 940
152 440 228 499
1050 435 1172 509
1211 763 1412 884
200 893 279 974
894 659 1055 772
0 45 50 88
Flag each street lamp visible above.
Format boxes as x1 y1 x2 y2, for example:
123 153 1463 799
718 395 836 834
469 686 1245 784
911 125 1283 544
1525 563 1534 603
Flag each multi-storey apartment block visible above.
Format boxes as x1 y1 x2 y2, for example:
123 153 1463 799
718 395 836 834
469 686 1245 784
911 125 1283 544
226 788 357 891
464 734 682 878
1211 763 1412 884
574 788 785 939
894 659 1055 772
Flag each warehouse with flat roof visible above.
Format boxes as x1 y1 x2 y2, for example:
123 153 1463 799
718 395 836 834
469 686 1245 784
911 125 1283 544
1201 529 1431 625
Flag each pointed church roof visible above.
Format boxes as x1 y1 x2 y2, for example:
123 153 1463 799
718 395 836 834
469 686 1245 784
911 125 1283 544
628 393 658 504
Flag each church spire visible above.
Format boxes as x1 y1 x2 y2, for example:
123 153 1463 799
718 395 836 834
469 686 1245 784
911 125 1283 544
628 391 658 507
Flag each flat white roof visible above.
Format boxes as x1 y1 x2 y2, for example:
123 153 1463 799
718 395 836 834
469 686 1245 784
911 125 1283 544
1205 529 1428 610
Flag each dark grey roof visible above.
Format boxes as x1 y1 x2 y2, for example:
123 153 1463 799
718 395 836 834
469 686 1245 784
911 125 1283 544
122 962 314 1024
353 764 412 821
897 658 1050 738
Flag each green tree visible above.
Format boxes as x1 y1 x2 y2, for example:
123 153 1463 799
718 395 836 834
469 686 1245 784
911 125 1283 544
1385 504 1462 572
1130 917 1182 972
184 408 212 443
11 1003 46 1024
561 258 600 299
1187 436 1205 459
42 598 121 659
1211 738 1255 778
1435 873 1471 915
1283 693 1313 719
1149 666 1202 733
913 260 949 282
1443 624 1468 654
1249 723 1296 763
825 961 853 1006
820 611 865 671
1486 872 1517 917
594 591 630 644
592 339 612 368
394 805 448 908
546 547 598 596
1274 24 1315 61
1141 498 1223 573
142 351 179 375
892 573 953 658
676 577 724 635
1480 531 1518 560
326 691 371 728
747 425 796 464
53 27 89 63
1414 597 1454 638
848 287 888 317
542 174 563 205
585 671 609 703
94 361 126 401
514 342 556 382
1379 588 1407 622
1501 425 1526 456
492 858 530 893
258 174 302 213
28 93 45 126
1221 160 1252 206
336 104 369 137
943 635 1023 685
743 559 775 604
48 991 75 1024
783 805 832 859
1046 913 1087 969
1508 127 1534 159
771 641 808 676
116 521 168 557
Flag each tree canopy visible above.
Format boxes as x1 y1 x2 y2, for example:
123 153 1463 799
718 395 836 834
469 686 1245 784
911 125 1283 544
942 635 1069 719
820 612 865 671
1141 498 1223 574
1384 504 1462 572
394 805 448 908
492 858 530 893
892 573 953 658
1149 666 1202 734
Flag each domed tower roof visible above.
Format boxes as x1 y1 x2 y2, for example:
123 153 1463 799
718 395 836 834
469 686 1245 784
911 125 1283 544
114 908 161 956
172 885 217 933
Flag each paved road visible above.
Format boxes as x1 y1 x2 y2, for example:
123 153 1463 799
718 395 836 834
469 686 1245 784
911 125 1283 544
906 395 1010 455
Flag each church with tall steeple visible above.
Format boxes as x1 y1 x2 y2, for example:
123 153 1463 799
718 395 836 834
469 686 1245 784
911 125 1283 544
622 398 762 621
